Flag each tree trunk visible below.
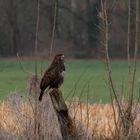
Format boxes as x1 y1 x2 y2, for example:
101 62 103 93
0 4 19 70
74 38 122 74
6 0 20 55
12 27 20 55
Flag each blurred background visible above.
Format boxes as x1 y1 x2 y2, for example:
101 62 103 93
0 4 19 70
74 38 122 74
0 0 139 58
0 0 140 102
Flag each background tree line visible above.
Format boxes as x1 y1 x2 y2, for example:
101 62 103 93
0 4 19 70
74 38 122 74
0 0 139 58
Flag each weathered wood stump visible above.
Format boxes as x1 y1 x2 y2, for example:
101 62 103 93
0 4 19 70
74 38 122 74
49 88 78 140
27 75 78 139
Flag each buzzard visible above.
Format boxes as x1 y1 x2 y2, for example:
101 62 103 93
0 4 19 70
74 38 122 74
39 54 65 101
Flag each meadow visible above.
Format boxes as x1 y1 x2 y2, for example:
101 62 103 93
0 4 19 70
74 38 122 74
0 59 140 102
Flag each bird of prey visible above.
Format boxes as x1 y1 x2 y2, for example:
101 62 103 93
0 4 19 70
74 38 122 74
39 54 65 101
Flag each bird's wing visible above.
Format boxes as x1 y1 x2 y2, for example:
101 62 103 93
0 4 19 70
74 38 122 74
40 70 56 89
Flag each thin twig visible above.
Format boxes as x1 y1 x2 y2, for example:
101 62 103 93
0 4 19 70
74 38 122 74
35 0 40 56
86 81 90 139
129 0 140 123
16 53 31 74
100 0 122 115
34 0 40 138
131 0 140 101
66 69 87 100
105 79 119 135
127 0 132 104
127 0 131 71
73 78 93 120
49 0 58 57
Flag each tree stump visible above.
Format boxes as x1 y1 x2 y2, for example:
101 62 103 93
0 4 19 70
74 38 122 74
49 88 78 140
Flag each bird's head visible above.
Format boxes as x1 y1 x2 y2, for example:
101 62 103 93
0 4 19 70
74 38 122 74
54 54 65 63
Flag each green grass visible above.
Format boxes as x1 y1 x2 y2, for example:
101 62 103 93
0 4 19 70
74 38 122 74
0 59 140 103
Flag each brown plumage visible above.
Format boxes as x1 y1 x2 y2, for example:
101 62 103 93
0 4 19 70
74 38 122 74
39 54 65 101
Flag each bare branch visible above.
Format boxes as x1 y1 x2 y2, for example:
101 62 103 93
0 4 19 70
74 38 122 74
100 0 122 113
127 0 131 73
49 0 58 57
16 53 31 75
35 0 40 55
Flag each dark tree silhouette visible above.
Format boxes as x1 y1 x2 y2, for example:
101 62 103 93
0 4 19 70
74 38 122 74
6 0 21 55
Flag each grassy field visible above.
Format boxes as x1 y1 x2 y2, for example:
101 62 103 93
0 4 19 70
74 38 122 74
0 59 140 102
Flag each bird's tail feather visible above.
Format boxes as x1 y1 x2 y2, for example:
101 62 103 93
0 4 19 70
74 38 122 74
39 90 44 101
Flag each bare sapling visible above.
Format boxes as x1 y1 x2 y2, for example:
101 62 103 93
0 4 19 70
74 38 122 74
99 0 140 139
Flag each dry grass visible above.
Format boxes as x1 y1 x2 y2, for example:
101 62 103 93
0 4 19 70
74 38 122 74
70 101 140 139
0 102 32 134
70 102 118 138
0 94 140 140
